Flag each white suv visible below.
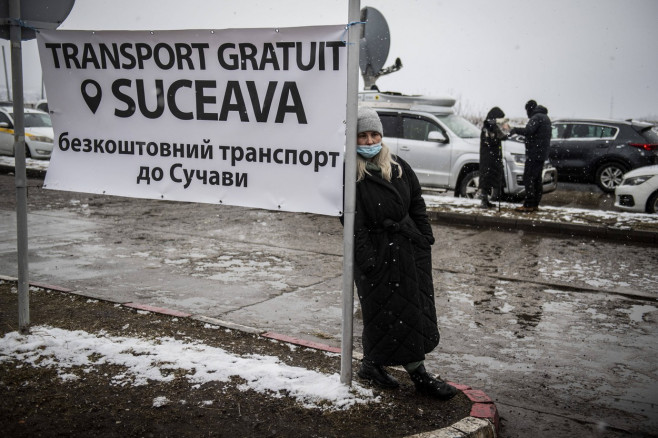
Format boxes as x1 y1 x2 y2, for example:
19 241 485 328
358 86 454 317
359 91 558 198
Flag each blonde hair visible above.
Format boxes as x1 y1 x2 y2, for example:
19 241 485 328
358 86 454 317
356 142 402 182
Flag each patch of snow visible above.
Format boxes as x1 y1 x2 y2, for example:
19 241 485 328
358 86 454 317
498 303 515 313
0 325 377 411
164 258 190 265
152 396 170 407
423 194 658 227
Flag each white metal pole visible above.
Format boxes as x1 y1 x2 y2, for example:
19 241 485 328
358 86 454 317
9 0 30 334
340 0 361 386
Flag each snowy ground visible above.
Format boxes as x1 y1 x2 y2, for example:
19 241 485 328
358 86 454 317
0 324 374 410
0 286 373 411
423 193 658 230
0 156 50 172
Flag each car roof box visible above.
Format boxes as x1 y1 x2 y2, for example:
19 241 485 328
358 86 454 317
358 91 456 111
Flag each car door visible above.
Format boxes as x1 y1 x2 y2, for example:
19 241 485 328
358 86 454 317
397 114 451 187
550 123 615 180
0 111 14 156
549 122 572 175
377 111 400 156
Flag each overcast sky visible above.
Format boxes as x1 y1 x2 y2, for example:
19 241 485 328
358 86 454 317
3 0 657 120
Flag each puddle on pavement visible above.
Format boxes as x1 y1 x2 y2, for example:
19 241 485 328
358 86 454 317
617 304 657 323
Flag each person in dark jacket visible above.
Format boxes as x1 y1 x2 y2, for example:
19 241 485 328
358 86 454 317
349 106 457 400
510 100 552 212
479 107 509 208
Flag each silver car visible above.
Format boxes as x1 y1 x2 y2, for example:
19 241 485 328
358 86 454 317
360 91 557 198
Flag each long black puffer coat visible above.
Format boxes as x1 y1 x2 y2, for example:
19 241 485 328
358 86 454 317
353 155 439 366
479 108 506 196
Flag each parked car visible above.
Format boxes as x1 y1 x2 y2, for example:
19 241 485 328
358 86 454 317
35 99 49 113
359 91 557 198
0 105 54 160
614 165 658 214
549 118 658 193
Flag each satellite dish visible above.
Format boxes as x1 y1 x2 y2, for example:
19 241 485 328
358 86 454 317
359 7 390 79
0 0 75 41
359 6 402 90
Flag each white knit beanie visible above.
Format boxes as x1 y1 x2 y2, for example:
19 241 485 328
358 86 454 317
357 106 383 135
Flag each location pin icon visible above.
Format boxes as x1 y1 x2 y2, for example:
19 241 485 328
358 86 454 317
81 79 102 114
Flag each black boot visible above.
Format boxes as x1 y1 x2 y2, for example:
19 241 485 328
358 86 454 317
357 359 400 389
409 365 458 400
480 196 494 209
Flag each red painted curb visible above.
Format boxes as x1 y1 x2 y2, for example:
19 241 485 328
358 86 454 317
463 389 493 403
470 402 500 434
261 332 341 354
448 382 472 391
123 302 192 318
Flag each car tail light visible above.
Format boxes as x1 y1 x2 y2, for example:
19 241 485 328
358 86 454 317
629 143 658 151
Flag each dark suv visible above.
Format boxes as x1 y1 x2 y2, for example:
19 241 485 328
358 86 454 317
549 119 658 192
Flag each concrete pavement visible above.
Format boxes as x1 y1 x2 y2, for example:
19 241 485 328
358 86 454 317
2 159 657 436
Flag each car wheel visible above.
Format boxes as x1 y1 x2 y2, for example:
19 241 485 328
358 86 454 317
13 145 31 158
458 170 480 198
647 191 658 214
595 162 628 193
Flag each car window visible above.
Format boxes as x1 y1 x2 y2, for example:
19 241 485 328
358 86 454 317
434 114 480 138
571 124 590 138
0 112 11 126
14 112 52 128
379 113 399 138
640 127 658 143
589 125 617 138
567 123 617 139
552 123 568 139
402 116 441 141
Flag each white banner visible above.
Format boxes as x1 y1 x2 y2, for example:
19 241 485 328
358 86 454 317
37 26 348 216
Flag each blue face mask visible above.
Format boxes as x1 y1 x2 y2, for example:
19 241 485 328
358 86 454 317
356 143 382 158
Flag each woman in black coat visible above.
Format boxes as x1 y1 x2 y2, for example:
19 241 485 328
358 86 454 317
479 106 508 208
350 106 457 400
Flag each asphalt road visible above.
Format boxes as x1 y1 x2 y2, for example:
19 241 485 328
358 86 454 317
1 172 657 437
539 181 618 211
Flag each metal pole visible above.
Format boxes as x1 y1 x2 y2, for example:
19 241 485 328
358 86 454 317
340 0 361 386
2 46 10 101
499 142 504 212
9 0 30 334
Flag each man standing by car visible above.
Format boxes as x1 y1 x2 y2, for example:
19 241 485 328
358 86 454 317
510 100 552 212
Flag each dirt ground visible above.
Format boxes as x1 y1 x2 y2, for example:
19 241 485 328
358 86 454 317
0 282 472 438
